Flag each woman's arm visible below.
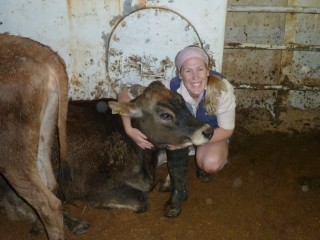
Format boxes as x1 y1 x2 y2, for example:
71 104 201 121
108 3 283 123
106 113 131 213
117 89 154 149
209 127 234 143
213 78 236 142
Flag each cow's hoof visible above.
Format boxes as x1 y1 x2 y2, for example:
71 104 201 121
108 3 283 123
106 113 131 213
164 201 182 218
29 220 45 235
64 212 90 235
70 221 91 235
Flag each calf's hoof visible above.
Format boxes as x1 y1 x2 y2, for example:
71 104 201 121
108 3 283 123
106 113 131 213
133 201 148 213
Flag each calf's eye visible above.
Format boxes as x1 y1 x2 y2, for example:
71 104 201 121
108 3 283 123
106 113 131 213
160 112 173 121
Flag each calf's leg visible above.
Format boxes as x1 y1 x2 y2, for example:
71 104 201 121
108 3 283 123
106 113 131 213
87 184 148 213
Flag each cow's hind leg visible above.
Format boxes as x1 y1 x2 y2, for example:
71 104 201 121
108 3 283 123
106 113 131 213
87 184 148 213
0 174 38 222
0 175 49 235
4 170 64 240
1 174 89 237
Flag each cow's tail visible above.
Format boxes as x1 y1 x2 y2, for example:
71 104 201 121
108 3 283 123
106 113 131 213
57 59 68 162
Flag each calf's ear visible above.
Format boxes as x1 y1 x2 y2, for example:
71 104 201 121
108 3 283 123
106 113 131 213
108 101 142 118
129 84 145 99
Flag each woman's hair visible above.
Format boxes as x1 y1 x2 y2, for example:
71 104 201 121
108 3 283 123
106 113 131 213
204 73 227 115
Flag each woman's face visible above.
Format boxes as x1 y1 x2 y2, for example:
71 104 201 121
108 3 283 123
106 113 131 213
179 57 209 99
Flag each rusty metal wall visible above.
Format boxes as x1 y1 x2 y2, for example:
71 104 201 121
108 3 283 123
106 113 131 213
0 0 227 100
2 0 319 133
223 0 320 133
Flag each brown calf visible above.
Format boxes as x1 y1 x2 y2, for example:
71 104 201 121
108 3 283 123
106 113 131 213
0 34 68 239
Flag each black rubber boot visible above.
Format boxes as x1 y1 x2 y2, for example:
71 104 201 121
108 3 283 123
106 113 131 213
197 167 214 183
164 147 189 218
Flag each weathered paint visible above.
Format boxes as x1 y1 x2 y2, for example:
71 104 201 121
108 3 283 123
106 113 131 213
0 0 227 99
107 7 202 90
225 43 320 51
1 0 319 133
228 6 320 14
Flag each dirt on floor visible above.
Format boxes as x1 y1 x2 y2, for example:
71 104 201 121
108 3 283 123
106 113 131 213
1 131 320 240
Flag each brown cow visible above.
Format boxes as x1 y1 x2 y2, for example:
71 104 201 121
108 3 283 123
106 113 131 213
0 34 68 239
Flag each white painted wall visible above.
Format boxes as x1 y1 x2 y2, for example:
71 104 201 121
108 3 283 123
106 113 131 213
1 0 228 99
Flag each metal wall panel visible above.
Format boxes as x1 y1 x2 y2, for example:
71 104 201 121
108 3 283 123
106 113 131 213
224 0 320 132
2 0 319 132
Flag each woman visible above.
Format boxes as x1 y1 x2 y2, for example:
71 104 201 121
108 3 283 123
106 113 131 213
118 46 236 182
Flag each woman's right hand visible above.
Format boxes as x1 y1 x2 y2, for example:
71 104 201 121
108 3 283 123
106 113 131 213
125 126 154 149
118 89 154 149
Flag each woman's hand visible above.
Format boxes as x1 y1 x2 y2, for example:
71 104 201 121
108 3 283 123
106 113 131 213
125 126 154 149
118 89 154 149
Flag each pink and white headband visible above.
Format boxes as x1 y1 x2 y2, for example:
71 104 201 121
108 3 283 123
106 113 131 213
175 46 209 72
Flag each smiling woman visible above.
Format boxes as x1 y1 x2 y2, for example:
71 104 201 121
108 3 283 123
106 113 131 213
166 46 236 182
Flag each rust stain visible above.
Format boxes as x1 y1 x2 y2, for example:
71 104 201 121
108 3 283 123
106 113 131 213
122 55 142 74
70 75 82 87
138 0 147 8
120 20 127 27
302 78 320 86
66 0 73 24
285 15 297 44
66 0 72 10
112 34 120 42
92 81 107 99
66 0 98 21
160 57 173 68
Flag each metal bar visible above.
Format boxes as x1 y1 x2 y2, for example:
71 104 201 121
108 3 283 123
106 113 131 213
225 43 320 52
227 6 320 14
233 84 320 91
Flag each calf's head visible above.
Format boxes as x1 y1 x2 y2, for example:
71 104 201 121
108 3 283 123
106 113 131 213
108 81 213 148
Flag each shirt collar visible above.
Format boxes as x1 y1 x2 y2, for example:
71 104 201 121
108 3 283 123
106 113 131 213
178 81 204 105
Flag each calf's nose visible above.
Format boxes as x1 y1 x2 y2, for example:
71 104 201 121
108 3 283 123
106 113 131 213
202 127 214 140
